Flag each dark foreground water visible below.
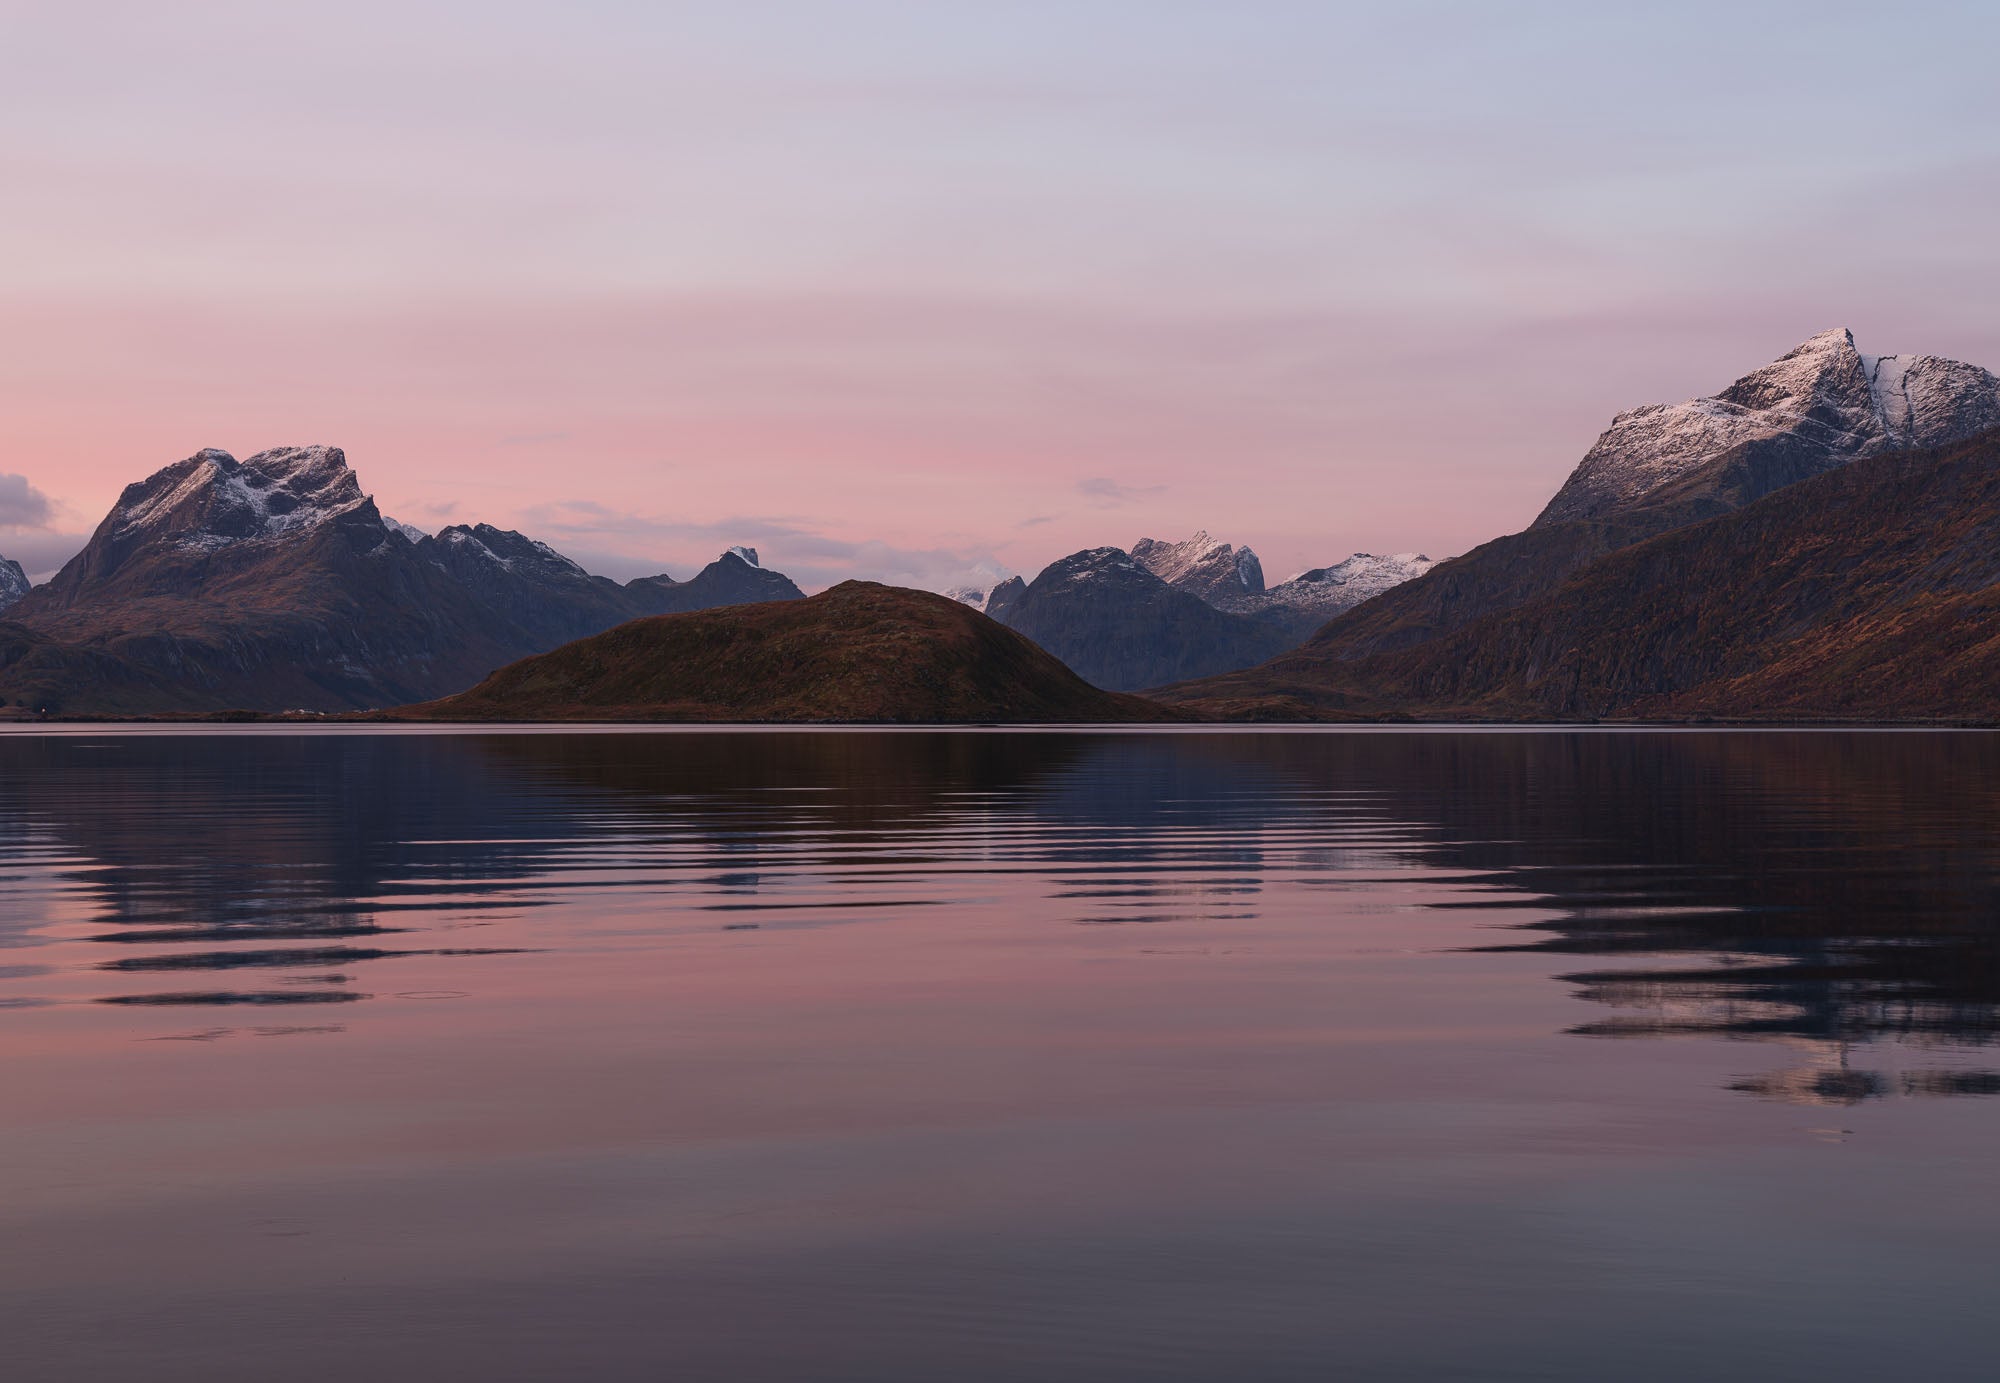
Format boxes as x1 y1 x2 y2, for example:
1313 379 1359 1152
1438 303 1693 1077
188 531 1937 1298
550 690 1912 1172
2 728 1999 1381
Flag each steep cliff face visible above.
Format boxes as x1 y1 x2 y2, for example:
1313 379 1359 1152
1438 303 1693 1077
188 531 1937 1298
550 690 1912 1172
0 446 803 713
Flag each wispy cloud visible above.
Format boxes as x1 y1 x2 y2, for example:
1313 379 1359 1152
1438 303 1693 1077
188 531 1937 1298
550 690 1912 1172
0 474 55 530
1077 477 1165 506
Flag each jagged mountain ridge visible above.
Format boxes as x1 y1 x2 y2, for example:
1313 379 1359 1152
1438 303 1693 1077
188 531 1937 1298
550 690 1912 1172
1131 532 1265 603
0 445 803 713
1537 328 2000 526
1133 530 1435 622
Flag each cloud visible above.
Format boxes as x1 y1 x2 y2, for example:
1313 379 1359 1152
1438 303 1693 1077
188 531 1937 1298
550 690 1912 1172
514 500 1013 594
0 529 87 582
0 473 55 530
1015 514 1054 528
1077 477 1165 506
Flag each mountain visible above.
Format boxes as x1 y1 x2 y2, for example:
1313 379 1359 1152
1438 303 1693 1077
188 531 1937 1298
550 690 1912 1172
1157 428 2000 721
1538 327 2000 526
1131 530 1434 626
1233 330 2000 667
981 575 1027 622
1256 553 1437 620
412 582 1175 723
625 547 803 613
989 547 1302 691
0 555 26 613
0 445 803 714
1131 532 1265 603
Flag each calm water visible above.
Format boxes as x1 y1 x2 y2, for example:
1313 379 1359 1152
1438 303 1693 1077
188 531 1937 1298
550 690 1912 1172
2 727 1999 1381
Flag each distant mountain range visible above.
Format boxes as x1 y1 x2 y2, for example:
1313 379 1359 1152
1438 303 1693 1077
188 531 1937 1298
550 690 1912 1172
1161 329 2000 720
957 533 1435 691
0 446 801 713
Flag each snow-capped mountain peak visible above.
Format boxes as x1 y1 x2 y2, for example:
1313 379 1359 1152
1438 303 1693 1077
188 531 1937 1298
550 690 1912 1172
1131 531 1265 600
1536 330 2000 526
108 445 373 551
726 545 760 568
1264 552 1437 615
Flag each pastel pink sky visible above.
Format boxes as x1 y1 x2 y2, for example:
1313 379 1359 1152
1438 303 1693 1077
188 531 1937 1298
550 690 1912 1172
4 2 2000 587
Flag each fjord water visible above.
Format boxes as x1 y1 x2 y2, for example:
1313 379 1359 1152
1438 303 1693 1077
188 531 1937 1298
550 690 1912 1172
3 730 1999 1381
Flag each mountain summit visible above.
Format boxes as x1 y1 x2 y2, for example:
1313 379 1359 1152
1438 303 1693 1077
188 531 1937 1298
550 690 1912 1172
1537 329 2000 526
1131 532 1264 602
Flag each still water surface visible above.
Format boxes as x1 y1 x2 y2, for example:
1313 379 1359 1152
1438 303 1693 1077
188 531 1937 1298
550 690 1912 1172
2 728 1998 1380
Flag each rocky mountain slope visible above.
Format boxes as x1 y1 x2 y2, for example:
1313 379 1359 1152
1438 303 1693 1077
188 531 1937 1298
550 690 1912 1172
0 445 802 713
412 582 1175 723
0 555 26 613
989 547 1302 691
1157 428 2000 721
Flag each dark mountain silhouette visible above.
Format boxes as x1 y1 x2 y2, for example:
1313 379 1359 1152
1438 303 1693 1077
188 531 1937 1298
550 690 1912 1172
0 446 802 714
412 582 1175 723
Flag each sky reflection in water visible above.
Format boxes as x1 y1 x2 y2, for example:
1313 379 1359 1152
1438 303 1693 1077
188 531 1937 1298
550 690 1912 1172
1 728 1998 1381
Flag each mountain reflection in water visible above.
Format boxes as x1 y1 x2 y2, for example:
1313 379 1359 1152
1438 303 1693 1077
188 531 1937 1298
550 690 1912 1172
5 729 1996 1104
4 728 2000 1380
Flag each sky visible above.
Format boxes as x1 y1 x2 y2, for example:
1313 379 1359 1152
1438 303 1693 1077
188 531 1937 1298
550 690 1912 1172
4 1 2000 588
